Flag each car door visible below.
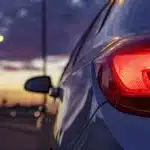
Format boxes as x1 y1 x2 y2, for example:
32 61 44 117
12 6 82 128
54 1 114 149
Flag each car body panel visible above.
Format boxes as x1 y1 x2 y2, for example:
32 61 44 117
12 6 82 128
55 0 150 149
75 61 150 150
71 63 123 150
55 64 93 149
75 101 123 150
55 1 112 149
99 102 150 150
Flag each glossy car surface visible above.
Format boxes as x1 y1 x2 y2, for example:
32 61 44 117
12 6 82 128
54 0 150 150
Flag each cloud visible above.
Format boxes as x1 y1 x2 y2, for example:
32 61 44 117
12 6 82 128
0 12 3 19
70 0 84 7
0 0 103 56
17 8 28 18
30 0 41 3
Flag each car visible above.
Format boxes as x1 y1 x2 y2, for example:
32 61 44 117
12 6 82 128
24 0 150 150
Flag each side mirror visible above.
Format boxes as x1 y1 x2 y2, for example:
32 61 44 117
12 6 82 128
24 76 53 94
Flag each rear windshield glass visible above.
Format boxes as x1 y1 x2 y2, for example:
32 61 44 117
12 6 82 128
102 0 150 36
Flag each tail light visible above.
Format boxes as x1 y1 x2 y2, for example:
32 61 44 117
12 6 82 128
96 37 150 117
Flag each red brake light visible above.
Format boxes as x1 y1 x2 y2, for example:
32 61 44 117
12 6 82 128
112 51 150 96
97 38 150 117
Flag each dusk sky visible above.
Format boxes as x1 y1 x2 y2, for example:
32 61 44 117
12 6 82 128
0 0 107 106
0 0 105 59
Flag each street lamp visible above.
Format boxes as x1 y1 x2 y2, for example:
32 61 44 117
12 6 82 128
0 35 4 42
41 0 47 75
41 0 48 106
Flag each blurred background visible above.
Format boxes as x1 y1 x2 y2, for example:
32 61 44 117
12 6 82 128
0 0 102 109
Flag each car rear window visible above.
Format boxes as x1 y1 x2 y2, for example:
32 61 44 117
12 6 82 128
98 0 150 38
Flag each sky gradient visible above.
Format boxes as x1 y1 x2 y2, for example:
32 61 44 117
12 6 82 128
0 0 103 59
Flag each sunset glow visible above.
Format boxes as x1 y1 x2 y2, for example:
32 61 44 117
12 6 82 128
0 55 69 107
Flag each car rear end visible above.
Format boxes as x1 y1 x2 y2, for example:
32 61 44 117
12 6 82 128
91 0 150 150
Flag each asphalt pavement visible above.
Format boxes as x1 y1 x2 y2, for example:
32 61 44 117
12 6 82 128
0 111 55 150
0 116 39 150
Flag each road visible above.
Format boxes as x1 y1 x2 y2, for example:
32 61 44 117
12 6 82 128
0 113 55 150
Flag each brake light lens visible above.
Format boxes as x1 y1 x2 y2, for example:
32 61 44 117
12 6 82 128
112 51 150 96
97 39 150 117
